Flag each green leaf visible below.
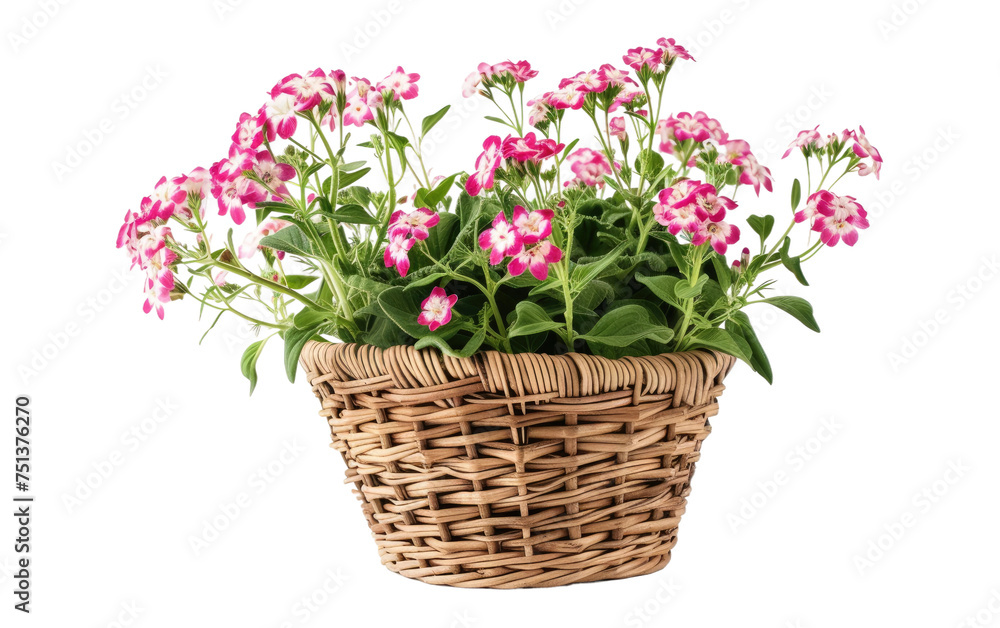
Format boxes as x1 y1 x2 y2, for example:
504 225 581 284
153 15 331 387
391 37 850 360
684 328 753 364
337 166 371 188
252 200 298 213
403 272 450 291
674 274 709 300
414 328 486 358
508 302 563 338
747 214 775 249
779 237 809 286
377 287 459 340
414 172 459 208
302 161 326 179
240 338 269 395
727 311 772 383
709 252 732 293
571 241 628 288
634 149 665 182
635 274 683 310
579 305 675 349
283 325 320 383
259 225 314 258
484 115 509 126
328 204 376 225
284 275 318 290
292 307 330 330
757 296 820 332
421 105 451 137
791 178 802 211
340 160 366 172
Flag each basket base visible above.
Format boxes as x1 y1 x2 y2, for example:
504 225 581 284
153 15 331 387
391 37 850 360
376 532 677 589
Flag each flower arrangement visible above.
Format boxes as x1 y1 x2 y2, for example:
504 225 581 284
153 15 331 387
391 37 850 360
116 38 882 392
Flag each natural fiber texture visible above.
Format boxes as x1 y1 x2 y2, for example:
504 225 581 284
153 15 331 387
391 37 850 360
301 340 735 589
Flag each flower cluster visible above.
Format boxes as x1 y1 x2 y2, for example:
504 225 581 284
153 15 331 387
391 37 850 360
117 37 884 392
479 206 563 281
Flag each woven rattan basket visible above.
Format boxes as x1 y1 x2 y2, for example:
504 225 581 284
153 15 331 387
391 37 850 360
301 340 736 588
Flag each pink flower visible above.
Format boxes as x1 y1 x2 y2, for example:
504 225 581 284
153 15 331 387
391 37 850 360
232 112 264 151
508 60 538 83
260 93 298 139
813 216 861 247
209 162 249 225
676 183 736 222
527 96 551 127
239 150 296 204
667 112 711 143
782 126 821 159
512 206 553 244
545 86 586 110
136 224 171 262
508 240 563 281
851 126 883 179
565 147 612 187
694 112 727 143
478 212 524 265
238 219 291 259
596 64 635 87
465 135 503 196
692 219 740 255
623 47 663 71
501 133 564 163
738 154 775 196
343 90 373 127
653 181 705 235
812 192 870 247
719 140 753 166
384 232 415 277
560 70 608 93
417 286 458 331
213 270 229 287
151 175 187 220
213 144 257 182
657 37 695 63
172 167 211 219
609 116 627 141
794 190 835 225
277 68 334 111
462 71 482 98
378 66 420 100
143 267 174 320
389 207 440 240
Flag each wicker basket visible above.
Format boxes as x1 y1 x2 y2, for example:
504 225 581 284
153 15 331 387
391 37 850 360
300 340 735 589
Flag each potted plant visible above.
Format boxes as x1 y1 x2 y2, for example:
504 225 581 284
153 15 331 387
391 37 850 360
116 37 882 588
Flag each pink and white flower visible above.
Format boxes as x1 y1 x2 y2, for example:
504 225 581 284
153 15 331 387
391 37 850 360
213 144 257 182
694 112 727 143
232 112 264 151
343 90 374 127
609 116 627 141
210 171 248 225
653 181 705 235
389 207 440 240
462 71 483 98
560 70 608 93
657 37 695 63
501 133 564 163
692 219 740 255
545 86 586 110
465 135 503 196
666 112 712 143
173 167 211 219
143 267 174 320
527 96 551 126
596 64 635 87
260 93 299 139
512 206 553 244
417 287 458 331
238 219 291 259
676 183 736 222
623 47 663 71
378 66 420 100
794 190 835 225
384 232 415 277
151 175 187 220
508 240 563 281
813 216 861 247
479 212 524 265
719 139 753 166
278 68 334 111
239 150 296 204
565 147 613 187
851 125 883 179
782 126 821 159
738 154 775 196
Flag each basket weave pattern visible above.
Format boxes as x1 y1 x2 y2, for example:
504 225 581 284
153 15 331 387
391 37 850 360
301 341 735 588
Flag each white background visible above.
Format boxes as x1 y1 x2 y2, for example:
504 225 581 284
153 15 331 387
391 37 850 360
2 0 999 626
